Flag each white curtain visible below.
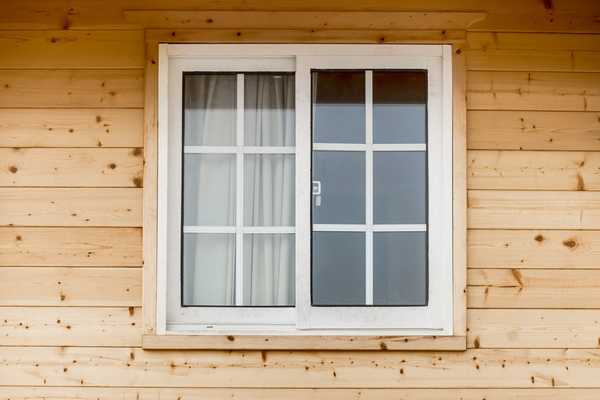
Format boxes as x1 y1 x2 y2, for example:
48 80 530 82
183 73 295 306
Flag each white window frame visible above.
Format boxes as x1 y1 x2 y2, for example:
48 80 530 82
157 44 453 336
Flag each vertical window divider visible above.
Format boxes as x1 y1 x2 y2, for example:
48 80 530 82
365 70 374 306
235 73 245 306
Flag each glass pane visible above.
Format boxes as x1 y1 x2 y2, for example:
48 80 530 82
312 71 365 144
183 74 236 146
312 151 365 224
244 154 295 226
243 234 295 306
373 232 427 305
312 232 366 305
184 154 236 226
245 73 295 146
182 233 235 306
373 71 427 144
373 151 426 224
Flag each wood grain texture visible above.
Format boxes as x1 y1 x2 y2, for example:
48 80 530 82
0 227 142 267
467 150 600 191
0 109 143 148
0 30 144 69
143 335 466 351
124 10 485 29
468 269 600 308
146 29 466 44
0 148 143 187
0 267 141 306
2 387 600 400
468 309 600 348
467 71 600 111
466 33 600 72
0 307 141 347
1 347 600 388
0 69 144 108
468 111 600 151
468 230 600 269
468 190 600 229
0 188 142 227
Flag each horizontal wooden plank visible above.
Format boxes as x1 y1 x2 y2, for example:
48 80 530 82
467 71 600 111
0 307 141 347
468 309 600 348
1 347 600 387
468 111 600 151
466 49 600 73
466 32 600 72
468 32 600 52
0 69 144 108
2 0 599 31
0 227 142 267
0 188 142 227
467 150 600 191
0 267 141 306
124 10 485 29
468 190 600 229
467 269 600 308
2 388 600 400
0 108 143 148
0 148 143 187
0 31 144 69
468 230 600 269
146 29 466 44
143 335 466 351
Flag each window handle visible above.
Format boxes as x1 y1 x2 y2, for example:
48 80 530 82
312 180 322 207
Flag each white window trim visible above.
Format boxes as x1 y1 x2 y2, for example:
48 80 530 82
157 44 453 336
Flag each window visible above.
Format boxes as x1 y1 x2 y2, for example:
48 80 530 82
157 45 453 336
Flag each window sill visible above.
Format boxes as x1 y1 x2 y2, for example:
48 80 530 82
142 334 466 351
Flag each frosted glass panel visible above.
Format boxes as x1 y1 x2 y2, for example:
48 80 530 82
244 154 295 226
312 232 365 305
312 151 365 224
183 74 236 146
243 234 295 306
182 233 235 306
373 232 427 305
184 154 236 226
245 73 295 146
373 71 427 144
312 71 365 144
373 151 426 224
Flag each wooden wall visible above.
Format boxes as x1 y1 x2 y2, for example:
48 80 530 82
1 0 599 399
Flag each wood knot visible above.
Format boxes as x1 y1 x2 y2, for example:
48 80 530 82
131 148 143 157
8 166 17 173
379 342 388 350
206 18 214 23
108 163 116 169
226 335 235 342
534 234 544 242
455 48 462 55
562 238 578 249
132 177 143 187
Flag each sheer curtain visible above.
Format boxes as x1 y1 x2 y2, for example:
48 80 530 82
244 74 295 305
182 73 295 306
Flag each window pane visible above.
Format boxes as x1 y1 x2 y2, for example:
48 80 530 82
244 154 295 226
373 232 427 305
184 74 236 146
182 233 235 306
184 154 236 226
245 73 295 146
312 71 365 144
312 232 365 305
312 151 365 224
243 234 295 306
373 71 427 144
373 151 426 224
